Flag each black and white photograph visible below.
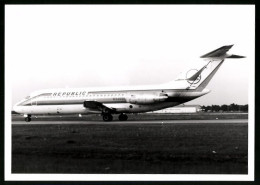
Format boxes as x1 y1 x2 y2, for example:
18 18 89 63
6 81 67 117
5 5 255 181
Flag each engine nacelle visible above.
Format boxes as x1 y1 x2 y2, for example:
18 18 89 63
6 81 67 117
127 94 168 105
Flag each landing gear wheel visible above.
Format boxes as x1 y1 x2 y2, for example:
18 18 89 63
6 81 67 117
25 117 31 122
103 114 113 122
25 114 32 122
118 114 128 121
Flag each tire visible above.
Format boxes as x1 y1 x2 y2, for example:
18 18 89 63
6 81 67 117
123 114 128 121
25 117 31 122
119 114 128 121
103 114 113 122
108 114 113 121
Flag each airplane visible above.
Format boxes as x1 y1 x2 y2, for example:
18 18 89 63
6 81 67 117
13 45 245 122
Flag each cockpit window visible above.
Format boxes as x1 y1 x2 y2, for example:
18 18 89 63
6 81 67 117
25 96 30 99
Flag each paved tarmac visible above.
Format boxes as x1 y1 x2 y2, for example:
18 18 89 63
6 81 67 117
11 118 248 175
12 119 248 125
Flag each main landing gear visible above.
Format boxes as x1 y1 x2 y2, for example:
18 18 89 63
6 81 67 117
102 113 128 122
102 113 113 122
118 113 128 121
25 115 31 122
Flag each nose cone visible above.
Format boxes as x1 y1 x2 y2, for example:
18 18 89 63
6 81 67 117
13 103 22 114
13 105 18 113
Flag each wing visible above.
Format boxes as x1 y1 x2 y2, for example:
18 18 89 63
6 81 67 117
200 45 234 58
83 101 116 113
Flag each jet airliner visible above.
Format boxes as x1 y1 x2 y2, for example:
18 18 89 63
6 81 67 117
13 45 245 122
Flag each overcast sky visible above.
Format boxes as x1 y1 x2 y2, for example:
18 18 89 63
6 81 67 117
6 5 254 106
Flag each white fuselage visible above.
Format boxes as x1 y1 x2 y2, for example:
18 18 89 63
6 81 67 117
13 85 210 115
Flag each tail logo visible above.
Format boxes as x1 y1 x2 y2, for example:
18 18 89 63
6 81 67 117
186 69 201 84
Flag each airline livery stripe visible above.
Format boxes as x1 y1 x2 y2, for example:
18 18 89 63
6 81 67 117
21 97 193 106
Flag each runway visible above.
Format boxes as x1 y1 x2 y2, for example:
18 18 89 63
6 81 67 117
12 118 248 174
12 119 248 125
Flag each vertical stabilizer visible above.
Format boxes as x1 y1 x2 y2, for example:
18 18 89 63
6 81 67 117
162 45 245 91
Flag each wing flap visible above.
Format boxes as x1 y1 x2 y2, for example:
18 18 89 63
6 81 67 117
83 101 116 113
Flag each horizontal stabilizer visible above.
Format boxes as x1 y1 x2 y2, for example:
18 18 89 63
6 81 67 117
226 54 245 58
200 45 234 58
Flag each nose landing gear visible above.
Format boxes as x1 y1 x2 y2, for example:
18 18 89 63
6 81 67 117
25 115 32 122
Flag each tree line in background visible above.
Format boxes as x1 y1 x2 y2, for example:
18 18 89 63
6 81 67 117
201 103 248 112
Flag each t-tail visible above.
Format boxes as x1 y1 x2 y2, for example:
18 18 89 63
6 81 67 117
162 45 245 91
